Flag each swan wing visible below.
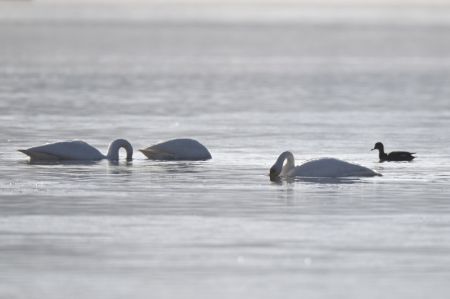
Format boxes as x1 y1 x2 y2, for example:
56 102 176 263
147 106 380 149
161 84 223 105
18 149 62 161
139 148 177 160
19 141 105 161
141 138 212 160
292 158 380 177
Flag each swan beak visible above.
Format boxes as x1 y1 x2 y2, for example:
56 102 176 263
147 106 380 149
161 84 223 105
370 148 375 151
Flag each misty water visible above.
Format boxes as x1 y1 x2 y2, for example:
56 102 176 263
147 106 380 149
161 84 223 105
1 3 450 298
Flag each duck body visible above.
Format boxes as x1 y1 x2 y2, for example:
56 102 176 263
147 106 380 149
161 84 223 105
372 142 415 162
140 138 212 161
19 139 133 162
270 151 380 179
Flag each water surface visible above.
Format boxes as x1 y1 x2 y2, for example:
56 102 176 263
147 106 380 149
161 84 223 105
1 3 450 299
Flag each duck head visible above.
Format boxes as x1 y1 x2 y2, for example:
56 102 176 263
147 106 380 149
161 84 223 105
371 142 384 152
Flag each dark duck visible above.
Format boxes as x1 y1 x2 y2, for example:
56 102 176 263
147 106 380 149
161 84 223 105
371 142 416 162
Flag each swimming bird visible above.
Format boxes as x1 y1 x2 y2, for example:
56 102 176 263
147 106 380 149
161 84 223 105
18 139 133 162
371 142 415 162
139 138 212 161
269 151 380 179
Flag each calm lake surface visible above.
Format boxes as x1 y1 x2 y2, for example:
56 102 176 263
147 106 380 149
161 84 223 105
1 3 450 299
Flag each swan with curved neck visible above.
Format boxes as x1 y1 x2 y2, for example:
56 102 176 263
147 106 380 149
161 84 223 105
19 139 133 162
270 151 380 179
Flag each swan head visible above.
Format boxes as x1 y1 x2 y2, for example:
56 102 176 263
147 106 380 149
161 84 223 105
269 166 279 178
270 151 295 178
371 142 384 152
107 139 133 161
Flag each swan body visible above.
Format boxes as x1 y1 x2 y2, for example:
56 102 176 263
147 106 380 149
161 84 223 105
270 151 380 178
19 139 133 162
371 142 415 162
140 138 212 161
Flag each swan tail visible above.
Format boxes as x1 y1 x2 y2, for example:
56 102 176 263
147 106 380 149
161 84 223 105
18 149 61 161
361 169 382 177
18 149 30 156
139 148 177 160
367 171 382 177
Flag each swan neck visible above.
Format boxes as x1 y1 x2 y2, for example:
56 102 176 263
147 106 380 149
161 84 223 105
272 151 295 176
107 139 133 161
283 151 295 172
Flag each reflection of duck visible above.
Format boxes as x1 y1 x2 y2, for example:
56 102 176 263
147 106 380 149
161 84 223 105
371 142 415 162
19 139 133 162
270 151 380 179
140 138 212 161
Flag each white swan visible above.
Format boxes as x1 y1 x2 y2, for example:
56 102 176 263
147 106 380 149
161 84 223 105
18 139 133 162
139 138 212 161
270 151 380 178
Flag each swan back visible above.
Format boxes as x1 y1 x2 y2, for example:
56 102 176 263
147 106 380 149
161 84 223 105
19 141 105 161
293 158 380 177
140 138 212 161
107 139 133 161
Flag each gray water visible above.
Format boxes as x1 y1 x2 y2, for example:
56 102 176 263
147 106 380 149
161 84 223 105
1 3 450 299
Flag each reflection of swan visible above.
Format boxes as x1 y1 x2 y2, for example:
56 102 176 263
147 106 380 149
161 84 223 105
270 151 380 179
140 138 212 161
19 139 133 162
